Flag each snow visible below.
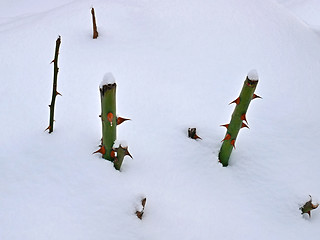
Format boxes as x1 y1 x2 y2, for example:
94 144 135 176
1 0 320 240
100 72 116 89
113 139 128 149
247 69 259 81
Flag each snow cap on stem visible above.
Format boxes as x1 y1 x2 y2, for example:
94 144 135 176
100 72 116 89
247 69 259 81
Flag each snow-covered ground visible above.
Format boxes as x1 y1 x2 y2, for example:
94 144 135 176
1 0 320 239
276 0 320 30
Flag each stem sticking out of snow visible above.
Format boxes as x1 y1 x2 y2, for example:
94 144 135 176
218 71 260 166
113 143 133 171
97 75 131 170
300 195 319 217
47 36 61 134
91 7 99 39
188 128 202 140
100 82 117 160
136 197 147 220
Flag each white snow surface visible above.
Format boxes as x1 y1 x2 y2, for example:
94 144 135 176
1 0 320 240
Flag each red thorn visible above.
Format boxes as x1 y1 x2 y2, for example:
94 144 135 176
124 147 133 159
44 126 51 132
220 124 229 129
93 145 106 155
230 139 236 149
221 133 231 142
50 59 55 64
56 91 62 96
241 113 248 124
117 117 131 125
241 122 249 129
252 94 262 100
229 97 240 105
107 112 114 126
193 134 202 140
110 150 116 159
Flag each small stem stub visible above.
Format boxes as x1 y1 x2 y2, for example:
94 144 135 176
91 7 99 39
188 128 202 140
136 197 147 220
113 144 132 171
300 195 319 217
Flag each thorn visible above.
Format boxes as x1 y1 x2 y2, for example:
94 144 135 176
110 149 116 159
56 91 62 96
241 122 249 129
125 147 133 159
117 117 131 125
241 113 248 124
229 97 240 105
99 115 101 118
44 126 51 132
230 139 236 149
193 134 202 140
93 145 106 155
50 59 55 64
252 94 262 100
48 105 51 108
221 133 231 142
220 124 229 129
107 112 114 126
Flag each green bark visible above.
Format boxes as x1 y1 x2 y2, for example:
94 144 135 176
48 36 61 133
219 76 258 166
100 83 117 160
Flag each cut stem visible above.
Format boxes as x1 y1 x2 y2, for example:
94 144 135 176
300 195 319 217
219 74 259 166
100 83 117 160
48 36 61 133
91 7 99 39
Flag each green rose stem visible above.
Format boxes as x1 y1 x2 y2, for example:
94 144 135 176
219 70 261 166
